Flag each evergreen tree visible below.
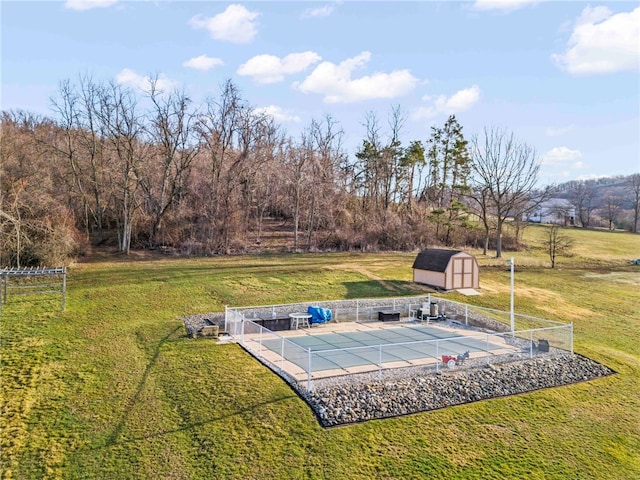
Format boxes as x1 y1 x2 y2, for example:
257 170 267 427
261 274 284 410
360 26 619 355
424 115 471 243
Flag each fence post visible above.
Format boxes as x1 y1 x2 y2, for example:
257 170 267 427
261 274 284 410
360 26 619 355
307 348 312 392
570 323 574 354
61 269 67 311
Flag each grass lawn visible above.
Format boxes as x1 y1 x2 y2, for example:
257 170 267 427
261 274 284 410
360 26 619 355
1 226 639 479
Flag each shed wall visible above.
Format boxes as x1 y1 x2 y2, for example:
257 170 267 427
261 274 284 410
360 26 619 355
413 270 445 289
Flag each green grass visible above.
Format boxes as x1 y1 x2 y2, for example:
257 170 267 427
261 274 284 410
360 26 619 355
1 228 639 479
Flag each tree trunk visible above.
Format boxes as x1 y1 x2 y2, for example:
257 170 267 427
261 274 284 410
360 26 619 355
495 218 503 258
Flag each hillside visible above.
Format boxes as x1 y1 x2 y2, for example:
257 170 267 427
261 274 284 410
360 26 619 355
1 228 639 479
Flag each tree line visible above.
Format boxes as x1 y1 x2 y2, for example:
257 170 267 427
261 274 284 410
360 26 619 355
1 76 636 267
557 176 640 233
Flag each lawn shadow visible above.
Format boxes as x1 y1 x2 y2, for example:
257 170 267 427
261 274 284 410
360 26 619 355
104 324 183 446
342 280 434 299
101 325 299 449
93 394 297 450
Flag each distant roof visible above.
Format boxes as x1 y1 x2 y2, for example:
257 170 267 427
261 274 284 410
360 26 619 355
412 248 464 272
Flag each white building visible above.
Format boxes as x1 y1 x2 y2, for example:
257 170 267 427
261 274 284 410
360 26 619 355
526 198 575 225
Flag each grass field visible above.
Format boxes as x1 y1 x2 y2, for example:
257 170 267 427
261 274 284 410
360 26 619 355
1 225 639 479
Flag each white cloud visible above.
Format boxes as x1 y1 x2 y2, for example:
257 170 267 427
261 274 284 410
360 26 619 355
411 85 481 120
183 55 224 71
65 0 118 11
255 105 301 123
189 4 260 44
115 68 179 93
295 52 419 103
238 52 322 84
546 124 574 137
540 170 572 180
301 5 335 19
552 6 640 75
541 147 584 168
472 0 540 13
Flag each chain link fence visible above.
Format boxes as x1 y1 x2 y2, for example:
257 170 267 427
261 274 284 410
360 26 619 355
225 295 573 392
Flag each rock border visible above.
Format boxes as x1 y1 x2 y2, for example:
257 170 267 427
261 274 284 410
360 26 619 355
297 353 614 427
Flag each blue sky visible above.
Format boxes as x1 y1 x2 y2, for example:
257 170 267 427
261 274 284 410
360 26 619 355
2 0 639 184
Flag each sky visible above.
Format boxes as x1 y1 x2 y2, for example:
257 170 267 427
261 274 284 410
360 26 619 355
2 0 639 184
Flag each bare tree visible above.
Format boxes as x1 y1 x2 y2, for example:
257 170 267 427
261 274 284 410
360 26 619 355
196 80 250 253
251 158 279 246
50 76 111 243
569 180 597 228
302 116 346 250
381 106 405 213
545 225 573 268
467 185 494 255
245 114 284 246
0 111 80 266
232 108 274 250
0 175 28 267
138 79 199 247
96 81 145 254
601 195 623 231
628 173 640 233
469 127 541 258
287 138 309 252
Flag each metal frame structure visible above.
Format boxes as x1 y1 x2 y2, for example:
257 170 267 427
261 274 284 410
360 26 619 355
0 267 67 314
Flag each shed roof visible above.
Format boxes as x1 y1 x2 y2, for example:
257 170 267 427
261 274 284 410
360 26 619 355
412 248 464 272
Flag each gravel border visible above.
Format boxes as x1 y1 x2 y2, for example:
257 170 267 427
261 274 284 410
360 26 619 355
297 353 614 427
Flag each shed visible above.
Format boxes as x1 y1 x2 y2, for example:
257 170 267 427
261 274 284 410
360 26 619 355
412 249 479 291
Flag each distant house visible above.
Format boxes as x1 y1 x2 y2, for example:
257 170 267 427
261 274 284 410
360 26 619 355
526 198 575 225
412 249 479 291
